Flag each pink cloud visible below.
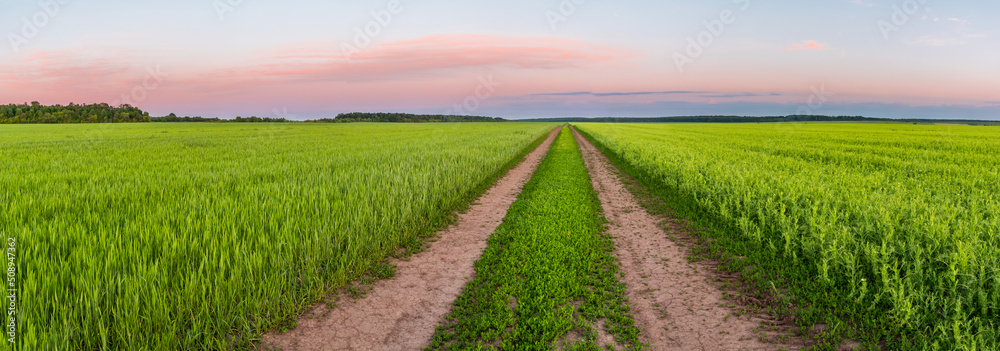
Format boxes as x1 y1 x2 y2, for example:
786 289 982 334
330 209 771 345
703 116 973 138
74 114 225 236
0 48 154 104
0 50 131 89
202 34 633 83
1 35 631 96
0 35 634 112
783 40 827 51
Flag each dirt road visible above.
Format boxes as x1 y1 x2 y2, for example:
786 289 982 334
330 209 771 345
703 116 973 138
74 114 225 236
262 129 559 351
572 127 795 351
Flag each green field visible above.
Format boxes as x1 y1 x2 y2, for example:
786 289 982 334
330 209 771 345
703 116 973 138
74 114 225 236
574 123 1000 349
428 127 641 350
0 122 556 349
4 121 998 350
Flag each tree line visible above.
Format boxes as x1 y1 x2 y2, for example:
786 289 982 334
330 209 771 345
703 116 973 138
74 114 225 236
0 102 150 124
0 104 501 124
149 113 290 123
316 112 506 123
519 115 877 123
6 104 994 125
518 115 1000 124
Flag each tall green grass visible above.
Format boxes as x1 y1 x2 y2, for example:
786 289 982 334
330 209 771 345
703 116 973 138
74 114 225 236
428 127 641 350
574 123 1000 350
0 122 556 350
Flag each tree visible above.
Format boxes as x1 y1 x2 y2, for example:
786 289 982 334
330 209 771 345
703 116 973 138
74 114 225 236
0 102 152 124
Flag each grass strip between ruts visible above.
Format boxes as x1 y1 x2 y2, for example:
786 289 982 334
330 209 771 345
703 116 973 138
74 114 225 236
427 126 642 350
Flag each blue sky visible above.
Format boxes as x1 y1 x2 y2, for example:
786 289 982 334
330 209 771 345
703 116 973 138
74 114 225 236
1 0 998 119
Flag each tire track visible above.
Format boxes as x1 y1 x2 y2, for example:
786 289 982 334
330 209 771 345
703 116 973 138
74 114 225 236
262 128 560 351
572 127 795 351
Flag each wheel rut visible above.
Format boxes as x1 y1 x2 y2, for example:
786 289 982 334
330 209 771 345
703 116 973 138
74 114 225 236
261 128 560 351
572 127 797 351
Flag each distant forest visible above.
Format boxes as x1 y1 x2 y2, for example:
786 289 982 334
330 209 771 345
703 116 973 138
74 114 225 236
310 112 506 123
520 115 872 123
0 102 150 123
150 113 290 123
2 103 995 125
520 115 1000 125
0 104 502 124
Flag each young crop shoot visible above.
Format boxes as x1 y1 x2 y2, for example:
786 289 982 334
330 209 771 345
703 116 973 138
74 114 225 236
428 127 642 350
574 122 1000 350
0 122 556 350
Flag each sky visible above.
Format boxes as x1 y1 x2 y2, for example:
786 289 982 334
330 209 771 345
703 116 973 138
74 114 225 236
1 0 998 120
